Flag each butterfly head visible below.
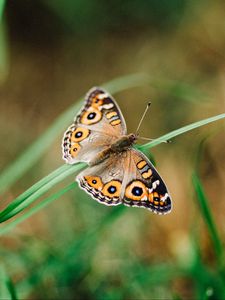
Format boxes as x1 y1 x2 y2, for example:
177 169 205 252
127 133 137 144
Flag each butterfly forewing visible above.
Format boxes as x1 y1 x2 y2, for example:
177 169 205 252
62 87 126 164
76 87 127 135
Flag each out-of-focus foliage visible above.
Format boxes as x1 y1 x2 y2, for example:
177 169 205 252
0 0 225 299
43 0 187 34
0 0 8 83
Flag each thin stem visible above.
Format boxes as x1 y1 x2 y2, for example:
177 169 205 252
138 136 171 143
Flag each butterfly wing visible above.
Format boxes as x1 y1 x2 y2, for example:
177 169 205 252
76 152 128 206
62 87 127 164
122 148 172 214
76 148 172 214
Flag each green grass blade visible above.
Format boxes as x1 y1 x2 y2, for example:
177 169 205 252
0 163 85 222
0 183 76 235
139 113 225 150
5 278 18 300
0 0 8 84
0 0 6 21
0 164 71 219
0 265 10 299
0 265 18 300
0 73 150 195
192 172 223 265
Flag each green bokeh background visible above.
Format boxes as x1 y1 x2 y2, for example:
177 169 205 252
0 1 225 299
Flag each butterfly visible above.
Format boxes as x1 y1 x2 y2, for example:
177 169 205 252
62 87 172 214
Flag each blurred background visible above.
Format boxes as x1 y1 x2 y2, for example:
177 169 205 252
0 0 225 299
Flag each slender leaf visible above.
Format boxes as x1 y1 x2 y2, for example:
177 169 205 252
139 113 225 150
0 163 85 222
0 0 6 21
0 265 18 300
0 0 8 83
0 183 76 235
192 172 224 265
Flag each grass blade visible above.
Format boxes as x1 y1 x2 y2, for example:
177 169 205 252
0 164 71 219
0 0 5 21
0 0 8 84
192 172 223 265
0 163 85 222
139 113 225 150
0 182 76 235
0 265 18 300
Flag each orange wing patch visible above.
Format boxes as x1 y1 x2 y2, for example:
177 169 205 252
106 111 117 119
137 160 147 169
110 119 121 126
142 169 153 179
91 97 104 108
149 191 164 206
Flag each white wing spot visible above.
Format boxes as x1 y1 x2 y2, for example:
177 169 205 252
98 93 108 99
161 193 169 202
102 103 114 109
152 180 160 190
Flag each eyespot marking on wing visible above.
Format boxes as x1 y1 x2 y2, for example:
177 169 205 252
84 176 103 190
80 108 102 125
78 175 122 206
71 127 90 142
102 180 122 198
125 180 148 201
70 143 81 157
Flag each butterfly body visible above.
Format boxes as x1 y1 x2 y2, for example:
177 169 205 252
62 87 172 214
89 133 136 166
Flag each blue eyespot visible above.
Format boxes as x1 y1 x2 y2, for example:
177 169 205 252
87 112 96 120
107 186 116 194
131 187 143 196
75 131 83 138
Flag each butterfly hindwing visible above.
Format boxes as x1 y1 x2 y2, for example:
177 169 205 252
77 148 172 214
62 87 126 164
76 152 128 206
122 149 172 214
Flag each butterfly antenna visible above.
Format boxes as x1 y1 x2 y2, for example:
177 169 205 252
135 102 151 134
